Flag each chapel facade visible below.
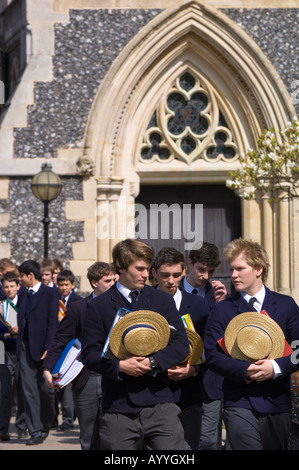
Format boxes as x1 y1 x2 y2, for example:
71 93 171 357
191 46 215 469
0 0 298 295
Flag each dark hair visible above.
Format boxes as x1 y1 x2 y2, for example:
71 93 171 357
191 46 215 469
112 238 154 274
189 242 221 268
151 247 185 272
2 271 20 285
18 260 41 281
57 269 75 284
87 262 115 287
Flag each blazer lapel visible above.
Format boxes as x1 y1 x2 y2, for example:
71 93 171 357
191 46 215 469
232 287 277 318
232 292 254 314
28 283 44 312
136 285 151 310
179 291 190 313
109 284 121 314
261 286 278 319
204 282 215 304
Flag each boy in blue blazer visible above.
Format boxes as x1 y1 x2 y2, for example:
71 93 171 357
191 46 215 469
17 260 59 445
204 238 299 450
81 239 189 450
151 246 209 450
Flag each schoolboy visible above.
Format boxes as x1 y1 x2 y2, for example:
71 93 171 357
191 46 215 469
151 246 209 450
0 272 26 441
44 262 117 449
17 260 59 445
204 238 299 450
54 269 82 430
56 269 82 307
81 238 189 450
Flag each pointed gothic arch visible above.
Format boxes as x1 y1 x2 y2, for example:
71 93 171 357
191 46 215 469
83 0 295 184
83 0 296 293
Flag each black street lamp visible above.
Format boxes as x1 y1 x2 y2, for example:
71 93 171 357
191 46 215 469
31 163 62 258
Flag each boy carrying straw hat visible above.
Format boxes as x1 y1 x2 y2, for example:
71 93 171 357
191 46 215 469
81 239 189 450
204 238 299 450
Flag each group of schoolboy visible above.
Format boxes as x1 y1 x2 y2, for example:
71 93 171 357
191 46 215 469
0 237 299 451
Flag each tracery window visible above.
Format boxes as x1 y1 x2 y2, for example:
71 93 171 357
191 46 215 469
140 71 238 164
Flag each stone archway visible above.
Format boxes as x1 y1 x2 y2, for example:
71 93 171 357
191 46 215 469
81 0 296 293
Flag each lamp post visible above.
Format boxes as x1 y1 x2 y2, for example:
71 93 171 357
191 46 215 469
31 163 62 258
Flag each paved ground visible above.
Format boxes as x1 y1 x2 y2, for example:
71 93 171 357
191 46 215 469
0 417 82 451
0 417 228 452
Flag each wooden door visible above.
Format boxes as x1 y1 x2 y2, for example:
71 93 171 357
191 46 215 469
135 184 241 293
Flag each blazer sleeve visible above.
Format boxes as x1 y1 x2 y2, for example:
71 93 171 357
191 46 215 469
204 302 250 381
81 295 120 379
81 291 190 379
43 301 80 370
151 293 189 371
44 287 59 351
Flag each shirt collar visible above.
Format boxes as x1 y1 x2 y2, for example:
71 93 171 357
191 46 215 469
29 282 41 294
240 285 265 312
173 288 182 310
116 280 140 303
62 293 71 303
183 277 205 297
11 295 18 306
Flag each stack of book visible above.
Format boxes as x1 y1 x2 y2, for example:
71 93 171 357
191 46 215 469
0 299 18 341
51 338 83 388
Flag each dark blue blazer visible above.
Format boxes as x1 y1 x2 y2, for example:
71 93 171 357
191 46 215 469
44 295 92 388
180 277 224 400
204 286 299 413
17 283 59 362
62 290 82 307
0 286 27 351
81 283 189 414
0 284 6 300
170 290 209 405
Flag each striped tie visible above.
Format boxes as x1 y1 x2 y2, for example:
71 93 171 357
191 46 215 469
249 297 257 311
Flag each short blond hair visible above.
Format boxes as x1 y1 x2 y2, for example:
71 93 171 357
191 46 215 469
224 238 270 283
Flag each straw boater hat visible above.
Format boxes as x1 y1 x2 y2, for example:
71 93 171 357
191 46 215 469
180 329 204 365
109 310 170 359
224 312 285 363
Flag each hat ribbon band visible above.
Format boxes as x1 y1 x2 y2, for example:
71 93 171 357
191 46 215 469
122 324 156 343
240 325 273 343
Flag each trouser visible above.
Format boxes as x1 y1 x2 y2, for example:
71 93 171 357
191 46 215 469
19 341 56 435
0 349 26 433
198 395 222 450
72 373 102 450
55 383 75 426
224 406 292 450
179 403 203 450
99 402 185 450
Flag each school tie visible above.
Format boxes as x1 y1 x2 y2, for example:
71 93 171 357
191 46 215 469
61 297 66 304
26 289 35 314
249 297 257 311
191 289 198 295
129 290 138 304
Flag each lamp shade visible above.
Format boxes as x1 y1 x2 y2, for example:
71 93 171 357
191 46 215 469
31 163 62 202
